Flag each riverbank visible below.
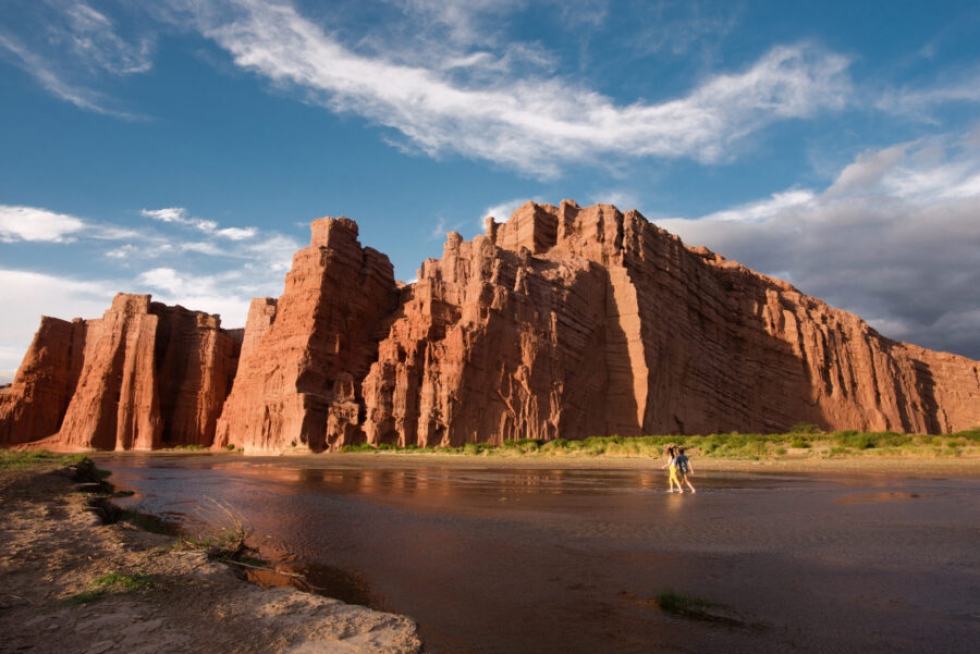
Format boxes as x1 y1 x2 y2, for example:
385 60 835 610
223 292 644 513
0 459 422 654
272 448 980 477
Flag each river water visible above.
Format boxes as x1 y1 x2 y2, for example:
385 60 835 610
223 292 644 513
97 454 980 654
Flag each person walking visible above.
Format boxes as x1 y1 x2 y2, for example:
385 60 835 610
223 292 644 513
674 447 696 493
661 446 682 493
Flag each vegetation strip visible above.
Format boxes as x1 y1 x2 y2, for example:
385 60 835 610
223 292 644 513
340 425 980 459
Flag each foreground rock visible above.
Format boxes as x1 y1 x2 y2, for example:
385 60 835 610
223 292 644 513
0 465 422 654
2 201 979 453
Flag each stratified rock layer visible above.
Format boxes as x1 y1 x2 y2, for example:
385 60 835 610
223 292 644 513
214 218 399 454
3 202 978 453
361 201 980 445
0 294 239 449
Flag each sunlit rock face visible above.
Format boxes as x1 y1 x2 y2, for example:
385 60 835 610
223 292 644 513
3 202 978 454
0 294 240 450
361 200 980 446
213 218 401 454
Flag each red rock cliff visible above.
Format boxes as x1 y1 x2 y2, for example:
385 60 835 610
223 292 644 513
0 294 240 450
214 218 400 454
0 317 86 446
360 201 980 445
3 202 978 453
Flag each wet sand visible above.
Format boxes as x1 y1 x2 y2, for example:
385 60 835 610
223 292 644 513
100 453 980 654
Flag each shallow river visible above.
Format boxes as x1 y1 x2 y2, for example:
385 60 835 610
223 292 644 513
97 454 980 654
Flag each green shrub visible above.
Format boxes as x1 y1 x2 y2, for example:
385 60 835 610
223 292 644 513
833 431 875 449
790 422 822 434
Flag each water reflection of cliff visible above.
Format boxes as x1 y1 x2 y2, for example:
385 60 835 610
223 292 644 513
233 465 662 502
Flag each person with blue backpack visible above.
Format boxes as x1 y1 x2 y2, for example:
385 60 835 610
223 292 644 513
673 447 696 493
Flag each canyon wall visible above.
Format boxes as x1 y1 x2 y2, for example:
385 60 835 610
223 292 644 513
213 218 400 454
3 202 978 453
0 294 240 449
360 201 980 446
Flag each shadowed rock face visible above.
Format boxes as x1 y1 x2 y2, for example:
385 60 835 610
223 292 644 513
3 202 978 453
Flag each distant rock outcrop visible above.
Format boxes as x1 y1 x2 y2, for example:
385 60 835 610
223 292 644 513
0 294 240 449
3 201 978 453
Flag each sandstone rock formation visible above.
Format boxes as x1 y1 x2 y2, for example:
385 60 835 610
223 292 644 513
0 294 240 449
360 201 980 446
3 202 978 453
0 316 86 446
213 218 400 454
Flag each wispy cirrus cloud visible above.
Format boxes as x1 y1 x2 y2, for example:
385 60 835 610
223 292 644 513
876 66 980 119
659 132 980 360
0 0 152 118
180 1 851 178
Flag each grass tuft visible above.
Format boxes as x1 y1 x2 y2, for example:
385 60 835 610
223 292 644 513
180 497 253 560
60 573 155 606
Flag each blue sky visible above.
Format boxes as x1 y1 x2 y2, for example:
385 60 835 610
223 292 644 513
2 0 980 383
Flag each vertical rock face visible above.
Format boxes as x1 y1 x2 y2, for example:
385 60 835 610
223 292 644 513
214 218 400 454
0 317 86 446
0 294 240 450
3 201 978 453
360 201 980 445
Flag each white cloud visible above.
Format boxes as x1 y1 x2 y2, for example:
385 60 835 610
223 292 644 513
0 201 301 383
185 1 850 177
215 226 257 240
0 0 152 118
659 133 980 360
0 205 87 242
141 207 187 223
141 206 257 241
179 241 224 256
61 2 154 76
0 262 270 384
135 267 254 326
877 68 980 118
696 189 818 224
